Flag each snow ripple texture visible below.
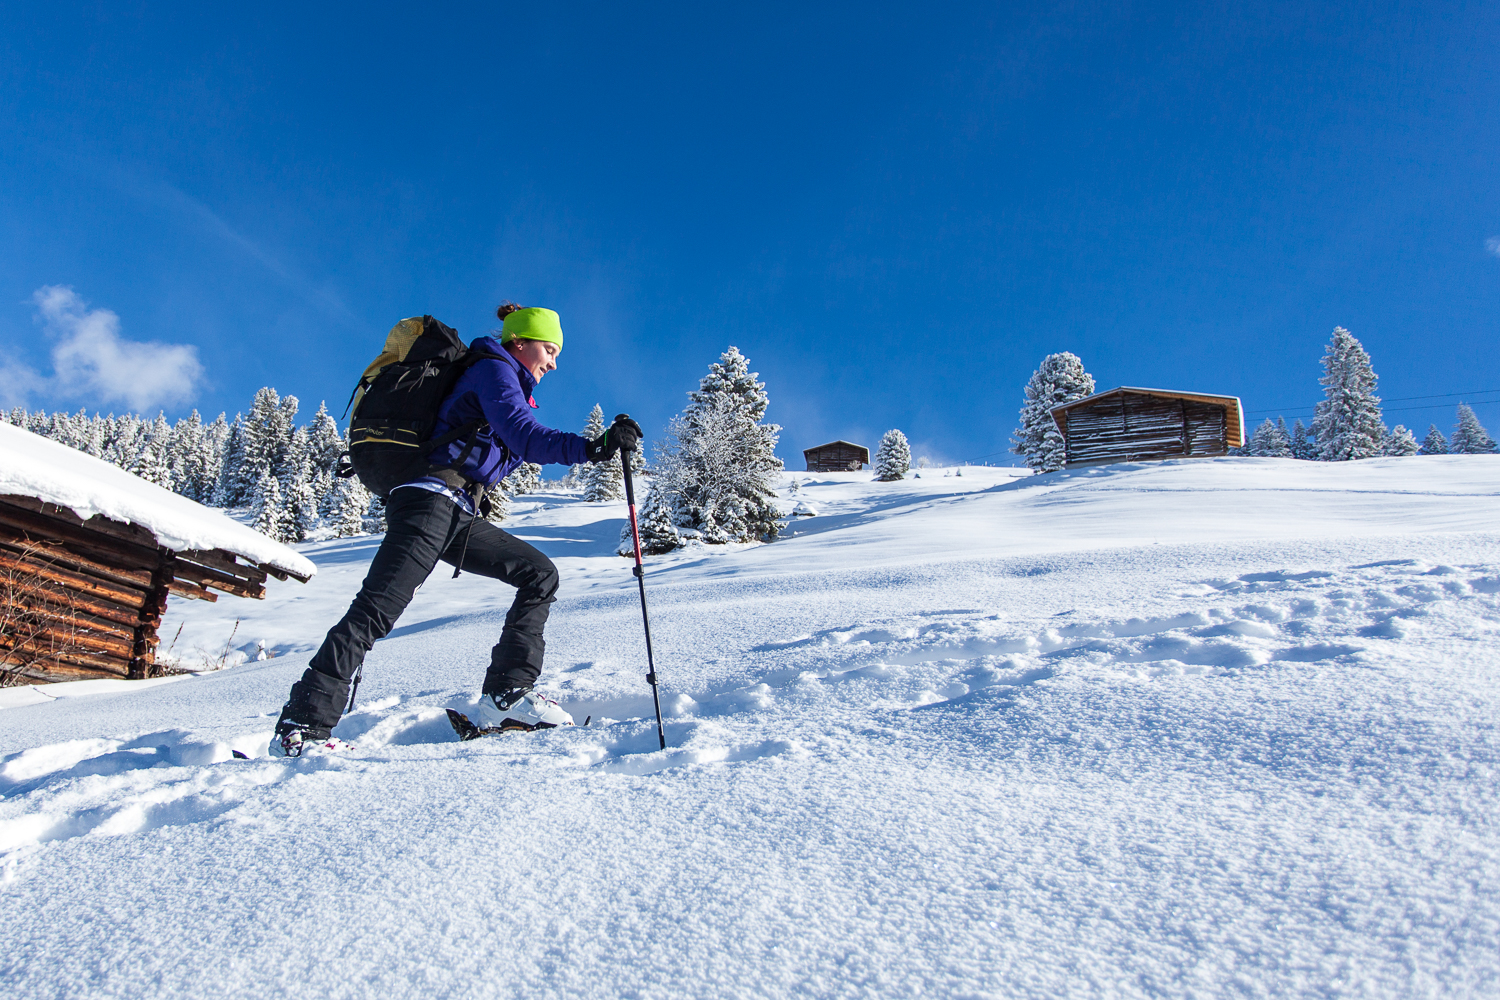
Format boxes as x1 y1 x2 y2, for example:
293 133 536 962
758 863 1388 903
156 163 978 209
2 458 1499 1000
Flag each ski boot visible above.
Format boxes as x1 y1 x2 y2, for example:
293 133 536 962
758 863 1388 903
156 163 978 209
269 724 356 758
448 687 575 740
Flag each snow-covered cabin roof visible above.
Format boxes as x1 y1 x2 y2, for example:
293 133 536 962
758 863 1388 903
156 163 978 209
1049 387 1245 448
0 423 315 582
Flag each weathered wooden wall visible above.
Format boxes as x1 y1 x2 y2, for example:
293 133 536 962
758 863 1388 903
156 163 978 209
804 443 870 472
0 495 276 685
1062 393 1230 466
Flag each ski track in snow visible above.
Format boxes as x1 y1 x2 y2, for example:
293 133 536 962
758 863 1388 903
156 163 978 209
2 459 1500 999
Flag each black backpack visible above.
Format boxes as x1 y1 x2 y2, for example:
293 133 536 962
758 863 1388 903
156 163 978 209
343 315 507 497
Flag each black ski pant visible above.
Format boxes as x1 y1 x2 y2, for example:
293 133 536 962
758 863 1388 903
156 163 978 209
277 486 559 732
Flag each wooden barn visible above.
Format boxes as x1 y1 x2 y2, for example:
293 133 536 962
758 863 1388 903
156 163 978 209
1 424 315 685
803 440 871 472
1049 387 1245 468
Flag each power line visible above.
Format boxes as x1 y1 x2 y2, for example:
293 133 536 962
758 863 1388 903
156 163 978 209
1245 388 1500 416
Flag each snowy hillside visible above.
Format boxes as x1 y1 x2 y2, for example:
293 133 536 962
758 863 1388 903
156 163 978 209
3 456 1499 999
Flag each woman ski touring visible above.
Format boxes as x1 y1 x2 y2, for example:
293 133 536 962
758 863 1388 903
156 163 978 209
270 303 641 757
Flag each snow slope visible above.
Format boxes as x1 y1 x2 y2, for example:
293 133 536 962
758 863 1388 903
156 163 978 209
3 456 1499 999
0 422 315 579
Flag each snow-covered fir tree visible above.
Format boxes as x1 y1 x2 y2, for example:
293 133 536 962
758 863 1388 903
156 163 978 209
1419 424 1449 455
623 347 783 551
1012 352 1095 473
168 411 211 503
250 471 292 542
678 348 783 542
1311 327 1385 461
580 405 624 501
1289 420 1316 460
479 483 511 523
319 474 371 538
279 424 310 494
502 462 544 497
1381 424 1419 456
874 429 911 481
622 479 682 555
215 415 249 506
100 414 138 468
1245 418 1292 457
1450 403 1498 454
305 402 344 480
231 388 299 504
363 494 388 534
285 464 321 542
127 414 175 489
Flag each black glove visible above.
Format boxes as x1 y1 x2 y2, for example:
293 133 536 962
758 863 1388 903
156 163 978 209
585 416 643 463
610 414 643 454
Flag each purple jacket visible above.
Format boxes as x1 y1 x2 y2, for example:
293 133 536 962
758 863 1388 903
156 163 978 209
421 336 590 487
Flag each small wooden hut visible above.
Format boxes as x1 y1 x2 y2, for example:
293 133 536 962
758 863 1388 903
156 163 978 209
1049 387 1244 468
1 425 314 685
803 441 870 472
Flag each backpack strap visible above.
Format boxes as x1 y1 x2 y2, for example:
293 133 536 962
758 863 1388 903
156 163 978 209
417 349 515 487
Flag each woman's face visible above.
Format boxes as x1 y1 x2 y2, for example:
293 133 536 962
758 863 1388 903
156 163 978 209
507 338 561 381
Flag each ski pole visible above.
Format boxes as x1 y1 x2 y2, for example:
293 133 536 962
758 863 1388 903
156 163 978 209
617 416 667 750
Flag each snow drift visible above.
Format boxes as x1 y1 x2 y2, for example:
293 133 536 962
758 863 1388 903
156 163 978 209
2 455 1498 999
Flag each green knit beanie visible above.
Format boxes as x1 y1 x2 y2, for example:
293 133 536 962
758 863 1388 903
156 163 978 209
501 307 564 346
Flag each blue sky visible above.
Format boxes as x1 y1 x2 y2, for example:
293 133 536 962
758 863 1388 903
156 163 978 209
2 1 1497 466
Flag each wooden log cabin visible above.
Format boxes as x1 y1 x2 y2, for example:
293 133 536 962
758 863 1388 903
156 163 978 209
1 424 314 685
803 440 871 472
1049 387 1245 468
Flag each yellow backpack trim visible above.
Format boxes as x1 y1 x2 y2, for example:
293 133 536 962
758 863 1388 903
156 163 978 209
351 317 426 415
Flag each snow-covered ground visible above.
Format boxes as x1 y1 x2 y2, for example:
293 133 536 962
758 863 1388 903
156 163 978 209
3 456 1499 999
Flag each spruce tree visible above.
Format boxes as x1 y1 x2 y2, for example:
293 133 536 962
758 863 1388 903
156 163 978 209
235 388 298 501
579 404 624 501
1311 327 1385 461
658 347 783 544
1381 424 1419 457
620 479 682 555
1011 352 1095 473
874 429 911 481
1246 418 1292 457
560 408 597 489
215 415 249 506
1419 424 1449 455
583 450 625 504
503 462 544 496
688 346 772 420
284 457 321 542
319 475 371 537
363 494 388 535
251 471 291 542
481 484 511 523
305 401 344 478
195 414 227 503
78 410 105 457
129 414 175 489
169 410 209 502
1289 420 1315 460
101 414 139 468
1451 404 1499 454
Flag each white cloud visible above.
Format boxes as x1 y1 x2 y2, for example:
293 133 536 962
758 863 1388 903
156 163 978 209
0 359 42 409
31 285 204 412
1487 237 1500 257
